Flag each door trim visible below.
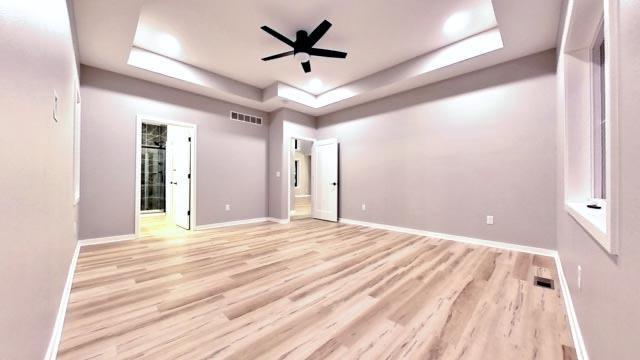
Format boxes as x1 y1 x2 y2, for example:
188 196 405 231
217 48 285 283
287 135 316 222
135 114 197 237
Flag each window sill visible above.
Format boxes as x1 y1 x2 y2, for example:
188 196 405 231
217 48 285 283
566 201 609 247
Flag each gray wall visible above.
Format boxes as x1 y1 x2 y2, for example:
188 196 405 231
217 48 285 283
79 66 269 239
317 50 558 249
268 110 285 219
0 1 79 358
557 1 640 358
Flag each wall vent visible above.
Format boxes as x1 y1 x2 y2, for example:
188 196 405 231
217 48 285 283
230 111 262 126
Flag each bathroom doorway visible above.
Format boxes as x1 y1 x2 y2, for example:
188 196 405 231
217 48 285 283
135 116 197 237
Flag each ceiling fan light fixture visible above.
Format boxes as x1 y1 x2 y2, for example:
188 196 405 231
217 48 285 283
261 20 347 74
294 52 310 63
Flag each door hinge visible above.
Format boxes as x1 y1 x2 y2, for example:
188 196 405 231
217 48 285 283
188 137 192 142
188 173 191 179
187 210 190 216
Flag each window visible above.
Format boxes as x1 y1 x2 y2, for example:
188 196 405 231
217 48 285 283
591 25 606 201
294 160 299 188
562 11 619 254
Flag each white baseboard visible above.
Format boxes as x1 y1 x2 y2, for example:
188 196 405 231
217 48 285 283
339 217 587 359
553 254 589 360
78 234 136 246
44 242 80 360
195 217 269 230
339 218 556 256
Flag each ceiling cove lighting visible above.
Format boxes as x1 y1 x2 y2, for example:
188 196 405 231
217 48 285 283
134 26 182 58
308 78 323 92
156 33 181 57
128 47 202 85
443 11 471 36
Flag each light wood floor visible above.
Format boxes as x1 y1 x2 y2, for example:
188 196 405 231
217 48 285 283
291 195 312 220
140 213 188 238
58 219 576 359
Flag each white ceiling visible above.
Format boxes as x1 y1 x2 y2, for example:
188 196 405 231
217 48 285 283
72 0 563 116
134 0 497 94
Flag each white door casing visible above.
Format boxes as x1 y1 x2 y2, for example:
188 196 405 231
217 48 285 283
312 139 339 222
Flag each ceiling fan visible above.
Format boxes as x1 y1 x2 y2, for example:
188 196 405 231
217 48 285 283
260 20 348 73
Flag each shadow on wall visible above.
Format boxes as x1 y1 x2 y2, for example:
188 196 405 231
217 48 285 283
320 50 557 125
80 66 268 139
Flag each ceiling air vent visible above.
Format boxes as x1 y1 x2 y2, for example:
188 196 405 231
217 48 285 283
230 111 263 126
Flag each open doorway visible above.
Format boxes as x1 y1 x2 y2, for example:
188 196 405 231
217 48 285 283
287 136 339 222
290 137 313 220
135 116 196 237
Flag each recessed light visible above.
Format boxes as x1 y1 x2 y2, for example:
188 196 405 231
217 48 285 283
443 12 471 36
309 78 323 92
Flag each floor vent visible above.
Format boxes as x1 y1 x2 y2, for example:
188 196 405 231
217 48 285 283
534 276 554 290
230 111 262 126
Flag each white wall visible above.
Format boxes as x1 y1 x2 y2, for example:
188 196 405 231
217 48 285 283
0 1 79 358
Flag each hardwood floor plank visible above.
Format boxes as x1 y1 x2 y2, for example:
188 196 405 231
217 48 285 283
58 219 575 359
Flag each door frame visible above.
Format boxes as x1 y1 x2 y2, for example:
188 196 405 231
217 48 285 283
287 135 315 222
135 114 197 237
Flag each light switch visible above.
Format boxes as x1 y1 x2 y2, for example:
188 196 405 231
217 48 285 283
276 171 281 177
486 215 494 225
225 204 231 211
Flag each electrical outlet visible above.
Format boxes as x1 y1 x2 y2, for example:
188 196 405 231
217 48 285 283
361 203 366 211
578 265 582 290
225 204 231 211
486 215 494 225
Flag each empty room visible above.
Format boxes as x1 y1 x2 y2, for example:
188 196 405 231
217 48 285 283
2 0 639 359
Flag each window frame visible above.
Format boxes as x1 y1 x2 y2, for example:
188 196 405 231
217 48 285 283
562 1 620 255
590 23 606 203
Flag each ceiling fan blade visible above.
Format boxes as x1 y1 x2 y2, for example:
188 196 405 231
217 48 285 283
309 48 347 59
306 20 332 47
261 51 294 61
261 26 295 47
301 61 311 73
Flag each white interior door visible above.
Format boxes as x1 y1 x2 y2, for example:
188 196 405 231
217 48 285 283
168 126 192 229
312 139 338 222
